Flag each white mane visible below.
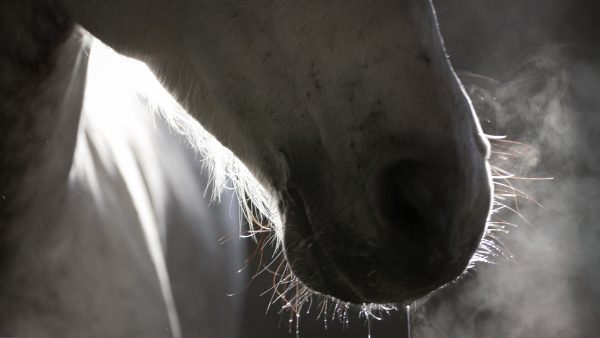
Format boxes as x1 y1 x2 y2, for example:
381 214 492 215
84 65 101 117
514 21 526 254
87 37 283 242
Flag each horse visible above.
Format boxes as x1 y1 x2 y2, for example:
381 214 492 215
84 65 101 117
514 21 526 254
1 0 493 336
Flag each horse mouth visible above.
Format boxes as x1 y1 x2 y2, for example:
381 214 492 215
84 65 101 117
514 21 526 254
281 188 471 305
283 218 467 304
284 226 369 303
280 187 364 302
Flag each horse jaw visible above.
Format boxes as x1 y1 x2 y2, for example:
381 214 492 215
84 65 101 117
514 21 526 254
62 0 493 304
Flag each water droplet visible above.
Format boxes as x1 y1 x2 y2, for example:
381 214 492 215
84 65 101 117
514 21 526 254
406 304 411 338
296 313 301 338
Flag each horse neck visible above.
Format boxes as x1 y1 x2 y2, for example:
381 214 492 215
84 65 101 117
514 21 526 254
0 1 88 224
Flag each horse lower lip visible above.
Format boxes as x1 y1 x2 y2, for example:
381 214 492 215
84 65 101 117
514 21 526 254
301 247 443 304
283 220 368 303
304 236 370 303
282 186 482 304
286 218 469 304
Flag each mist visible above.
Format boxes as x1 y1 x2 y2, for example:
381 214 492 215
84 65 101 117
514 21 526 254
411 1 600 337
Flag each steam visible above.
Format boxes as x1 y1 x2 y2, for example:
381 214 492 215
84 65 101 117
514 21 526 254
411 1 600 336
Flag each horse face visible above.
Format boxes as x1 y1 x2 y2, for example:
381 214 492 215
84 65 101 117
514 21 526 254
184 1 492 304
66 0 492 304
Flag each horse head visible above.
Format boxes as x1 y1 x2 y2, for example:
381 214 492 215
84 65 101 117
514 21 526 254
63 0 493 304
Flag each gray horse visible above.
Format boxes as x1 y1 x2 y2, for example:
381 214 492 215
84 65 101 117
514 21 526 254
0 0 493 336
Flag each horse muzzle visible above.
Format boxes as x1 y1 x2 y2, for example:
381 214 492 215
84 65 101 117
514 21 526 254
280 149 492 304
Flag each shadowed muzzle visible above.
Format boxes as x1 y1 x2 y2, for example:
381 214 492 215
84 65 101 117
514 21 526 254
281 141 492 304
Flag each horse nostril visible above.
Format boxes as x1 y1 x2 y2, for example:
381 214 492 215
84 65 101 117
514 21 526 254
375 160 445 245
386 178 427 239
